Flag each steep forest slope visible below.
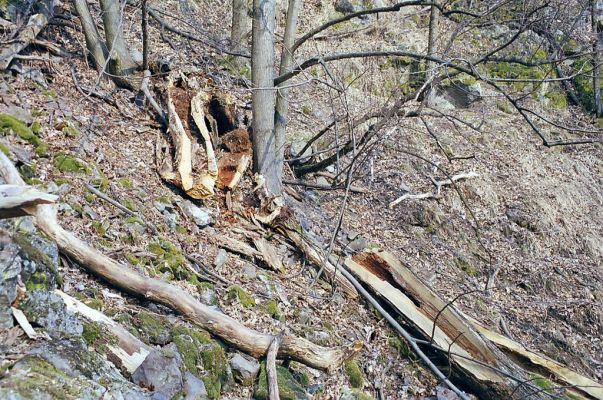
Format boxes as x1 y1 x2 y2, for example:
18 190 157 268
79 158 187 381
0 0 601 399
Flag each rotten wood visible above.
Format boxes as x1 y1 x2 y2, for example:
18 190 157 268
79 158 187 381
0 152 359 370
253 238 285 273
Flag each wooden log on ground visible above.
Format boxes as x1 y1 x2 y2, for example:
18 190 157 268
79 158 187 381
0 152 361 371
344 248 549 399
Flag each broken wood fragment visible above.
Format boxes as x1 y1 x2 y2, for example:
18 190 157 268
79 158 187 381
253 238 285 273
344 248 551 399
0 185 57 218
267 335 282 400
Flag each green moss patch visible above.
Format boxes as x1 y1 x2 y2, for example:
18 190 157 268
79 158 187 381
263 299 282 320
148 237 188 279
227 285 256 308
0 113 47 156
170 323 228 399
344 359 364 389
54 152 91 174
133 311 171 345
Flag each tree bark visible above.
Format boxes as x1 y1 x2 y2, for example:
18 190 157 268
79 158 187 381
231 0 250 54
426 1 440 105
592 0 603 116
252 0 281 195
98 0 136 87
72 0 108 71
273 0 301 193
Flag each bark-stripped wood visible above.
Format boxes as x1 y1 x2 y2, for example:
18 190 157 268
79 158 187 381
253 238 284 273
0 152 359 371
0 185 57 218
56 290 151 374
344 248 552 399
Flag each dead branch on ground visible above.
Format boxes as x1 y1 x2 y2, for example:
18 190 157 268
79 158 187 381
0 152 361 371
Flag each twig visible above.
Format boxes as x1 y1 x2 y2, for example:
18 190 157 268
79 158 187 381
266 335 282 400
140 69 167 126
388 171 479 208
283 179 367 193
85 184 135 216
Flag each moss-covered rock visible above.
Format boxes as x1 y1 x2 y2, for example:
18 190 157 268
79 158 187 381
170 323 229 399
133 311 172 345
227 285 256 308
148 237 188 280
254 361 308 400
0 112 47 156
263 299 282 320
54 152 91 173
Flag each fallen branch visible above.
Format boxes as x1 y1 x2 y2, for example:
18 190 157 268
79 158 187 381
388 171 478 208
140 70 167 126
267 335 282 400
0 152 361 371
283 179 368 194
0 0 55 70
0 185 57 218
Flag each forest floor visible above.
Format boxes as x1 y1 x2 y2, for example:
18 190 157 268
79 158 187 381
0 0 601 399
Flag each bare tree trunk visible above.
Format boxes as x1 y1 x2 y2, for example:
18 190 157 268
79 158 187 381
592 0 603 116
72 0 108 70
426 2 439 105
252 0 281 195
273 0 300 191
99 0 136 86
231 0 250 54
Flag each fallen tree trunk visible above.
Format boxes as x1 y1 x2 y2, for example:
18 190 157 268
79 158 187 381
467 316 603 400
344 249 550 399
0 152 360 371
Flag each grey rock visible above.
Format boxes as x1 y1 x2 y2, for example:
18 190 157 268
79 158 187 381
132 343 184 399
154 200 168 213
230 353 260 385
242 263 257 280
290 141 313 163
434 80 482 109
0 242 22 328
163 210 178 230
316 176 330 186
46 181 59 194
20 290 83 338
436 384 462 400
214 249 228 270
334 0 355 14
181 200 213 227
83 205 98 220
347 236 369 253
4 105 33 124
183 372 208 400
131 49 144 65
198 284 217 306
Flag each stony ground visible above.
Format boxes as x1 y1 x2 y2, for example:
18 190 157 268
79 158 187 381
0 0 601 399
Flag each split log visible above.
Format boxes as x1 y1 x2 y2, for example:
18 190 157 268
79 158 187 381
0 185 57 218
344 248 548 399
56 290 151 374
0 152 359 370
467 316 603 400
218 128 252 190
0 0 55 70
215 234 284 273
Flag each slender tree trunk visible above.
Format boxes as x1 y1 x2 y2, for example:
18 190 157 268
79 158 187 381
99 0 136 86
592 0 603 116
273 0 301 188
72 0 108 70
252 0 280 195
231 0 250 54
426 2 440 105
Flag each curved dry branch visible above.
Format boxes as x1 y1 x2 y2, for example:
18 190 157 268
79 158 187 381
0 152 361 371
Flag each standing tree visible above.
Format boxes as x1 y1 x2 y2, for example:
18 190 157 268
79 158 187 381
231 0 250 56
251 0 280 195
